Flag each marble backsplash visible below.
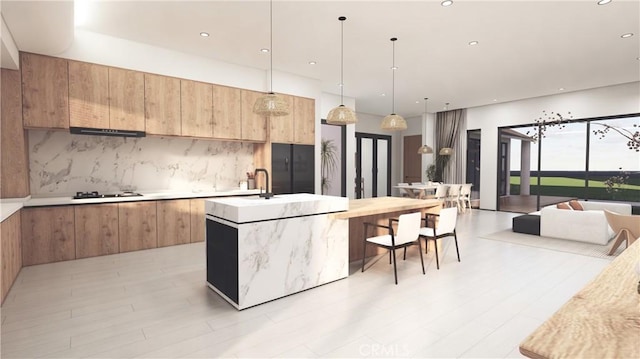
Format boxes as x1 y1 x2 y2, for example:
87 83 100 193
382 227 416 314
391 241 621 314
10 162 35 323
28 130 254 196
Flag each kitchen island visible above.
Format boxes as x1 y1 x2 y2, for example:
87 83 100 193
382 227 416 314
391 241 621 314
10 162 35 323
205 194 348 310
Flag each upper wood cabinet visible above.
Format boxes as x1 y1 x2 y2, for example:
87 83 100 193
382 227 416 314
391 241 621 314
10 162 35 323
21 53 69 129
293 96 315 145
240 90 267 142
74 204 119 259
1 69 29 198
69 61 110 128
69 62 145 131
21 206 75 266
269 94 315 145
109 67 145 131
181 80 213 138
212 85 242 140
269 94 295 144
144 73 181 136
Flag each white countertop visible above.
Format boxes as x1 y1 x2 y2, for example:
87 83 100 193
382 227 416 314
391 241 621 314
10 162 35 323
206 193 348 223
1 198 27 222
0 189 262 221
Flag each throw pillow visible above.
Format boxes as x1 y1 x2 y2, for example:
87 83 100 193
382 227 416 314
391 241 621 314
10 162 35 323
557 202 572 210
569 200 584 211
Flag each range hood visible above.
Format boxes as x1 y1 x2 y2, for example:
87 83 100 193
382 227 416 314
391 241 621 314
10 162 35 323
70 127 146 138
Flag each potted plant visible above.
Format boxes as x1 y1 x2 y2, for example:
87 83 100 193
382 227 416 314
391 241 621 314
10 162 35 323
321 138 338 195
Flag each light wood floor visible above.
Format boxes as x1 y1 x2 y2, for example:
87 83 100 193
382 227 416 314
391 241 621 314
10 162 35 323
0 210 611 358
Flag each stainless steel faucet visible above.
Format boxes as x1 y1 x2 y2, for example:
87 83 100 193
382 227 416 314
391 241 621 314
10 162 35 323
254 168 273 199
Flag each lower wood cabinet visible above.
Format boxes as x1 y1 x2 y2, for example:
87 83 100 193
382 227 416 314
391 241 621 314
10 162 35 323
119 202 157 253
75 204 119 259
1 211 22 304
190 199 206 243
157 199 191 247
21 207 75 266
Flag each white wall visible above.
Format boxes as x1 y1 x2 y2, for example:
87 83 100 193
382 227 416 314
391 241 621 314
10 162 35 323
57 29 325 194
0 14 20 69
467 81 640 210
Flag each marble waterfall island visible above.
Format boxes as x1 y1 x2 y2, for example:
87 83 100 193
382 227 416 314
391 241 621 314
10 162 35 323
205 194 349 309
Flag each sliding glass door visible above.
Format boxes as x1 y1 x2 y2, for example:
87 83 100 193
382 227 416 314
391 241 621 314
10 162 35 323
356 133 391 199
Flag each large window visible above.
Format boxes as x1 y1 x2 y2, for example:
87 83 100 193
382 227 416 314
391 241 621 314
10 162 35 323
498 114 639 213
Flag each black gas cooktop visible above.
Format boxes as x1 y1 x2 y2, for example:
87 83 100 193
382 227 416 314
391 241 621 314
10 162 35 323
73 191 143 199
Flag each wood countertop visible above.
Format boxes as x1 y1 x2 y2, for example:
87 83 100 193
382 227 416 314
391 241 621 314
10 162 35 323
329 197 442 219
519 239 640 359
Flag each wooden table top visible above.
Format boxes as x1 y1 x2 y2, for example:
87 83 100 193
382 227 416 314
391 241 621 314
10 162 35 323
519 239 640 359
329 196 442 219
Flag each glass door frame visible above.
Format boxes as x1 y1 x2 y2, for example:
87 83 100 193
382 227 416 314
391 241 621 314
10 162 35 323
355 132 392 199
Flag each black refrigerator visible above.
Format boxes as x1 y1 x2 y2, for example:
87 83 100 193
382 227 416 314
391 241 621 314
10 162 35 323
271 143 315 195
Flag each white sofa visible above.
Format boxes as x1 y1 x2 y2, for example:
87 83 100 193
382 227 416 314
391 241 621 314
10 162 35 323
539 201 632 245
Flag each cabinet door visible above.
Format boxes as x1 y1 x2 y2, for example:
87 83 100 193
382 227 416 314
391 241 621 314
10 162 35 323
293 97 315 145
145 73 181 136
212 85 242 140
269 94 294 143
74 204 119 259
69 61 110 128
1 69 29 198
109 67 145 131
181 80 213 138
21 53 69 129
157 200 191 247
1 211 22 304
119 202 157 252
21 207 75 266
190 199 205 243
240 90 267 142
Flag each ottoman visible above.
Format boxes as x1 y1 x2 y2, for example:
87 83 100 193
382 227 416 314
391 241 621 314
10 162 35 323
513 214 541 235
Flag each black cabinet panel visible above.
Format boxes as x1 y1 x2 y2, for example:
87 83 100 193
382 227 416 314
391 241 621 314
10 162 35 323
206 219 238 304
272 143 314 195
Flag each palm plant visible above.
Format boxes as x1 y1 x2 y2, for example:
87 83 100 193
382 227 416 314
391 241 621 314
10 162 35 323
321 138 338 194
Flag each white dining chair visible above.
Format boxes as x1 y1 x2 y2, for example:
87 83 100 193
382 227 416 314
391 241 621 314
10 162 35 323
419 207 460 270
459 183 473 213
361 212 425 284
446 184 462 211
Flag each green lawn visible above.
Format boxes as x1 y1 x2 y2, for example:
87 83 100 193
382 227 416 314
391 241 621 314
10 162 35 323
510 176 640 190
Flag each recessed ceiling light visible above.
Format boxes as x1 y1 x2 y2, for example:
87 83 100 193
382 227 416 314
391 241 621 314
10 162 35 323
621 33 634 38
380 93 386 97
441 0 453 6
199 32 210 37
559 87 565 91
493 99 498 102
597 0 612 5
468 41 479 46
415 101 420 104
308 61 317 65
391 66 398 70
260 48 270 53
338 83 343 87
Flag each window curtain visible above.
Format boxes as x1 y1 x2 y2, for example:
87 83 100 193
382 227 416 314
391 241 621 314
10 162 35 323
436 109 467 183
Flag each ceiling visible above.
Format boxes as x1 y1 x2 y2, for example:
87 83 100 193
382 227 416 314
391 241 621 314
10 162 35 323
3 0 639 118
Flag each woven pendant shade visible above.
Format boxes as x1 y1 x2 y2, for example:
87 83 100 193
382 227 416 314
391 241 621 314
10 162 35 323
327 105 357 125
439 147 454 155
381 114 407 130
417 145 433 154
253 92 290 116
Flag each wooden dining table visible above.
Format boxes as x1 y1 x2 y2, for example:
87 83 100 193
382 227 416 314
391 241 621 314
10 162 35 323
394 183 438 199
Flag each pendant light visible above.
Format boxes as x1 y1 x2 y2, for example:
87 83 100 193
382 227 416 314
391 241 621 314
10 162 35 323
326 16 357 125
381 37 407 131
253 0 290 116
417 97 433 154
